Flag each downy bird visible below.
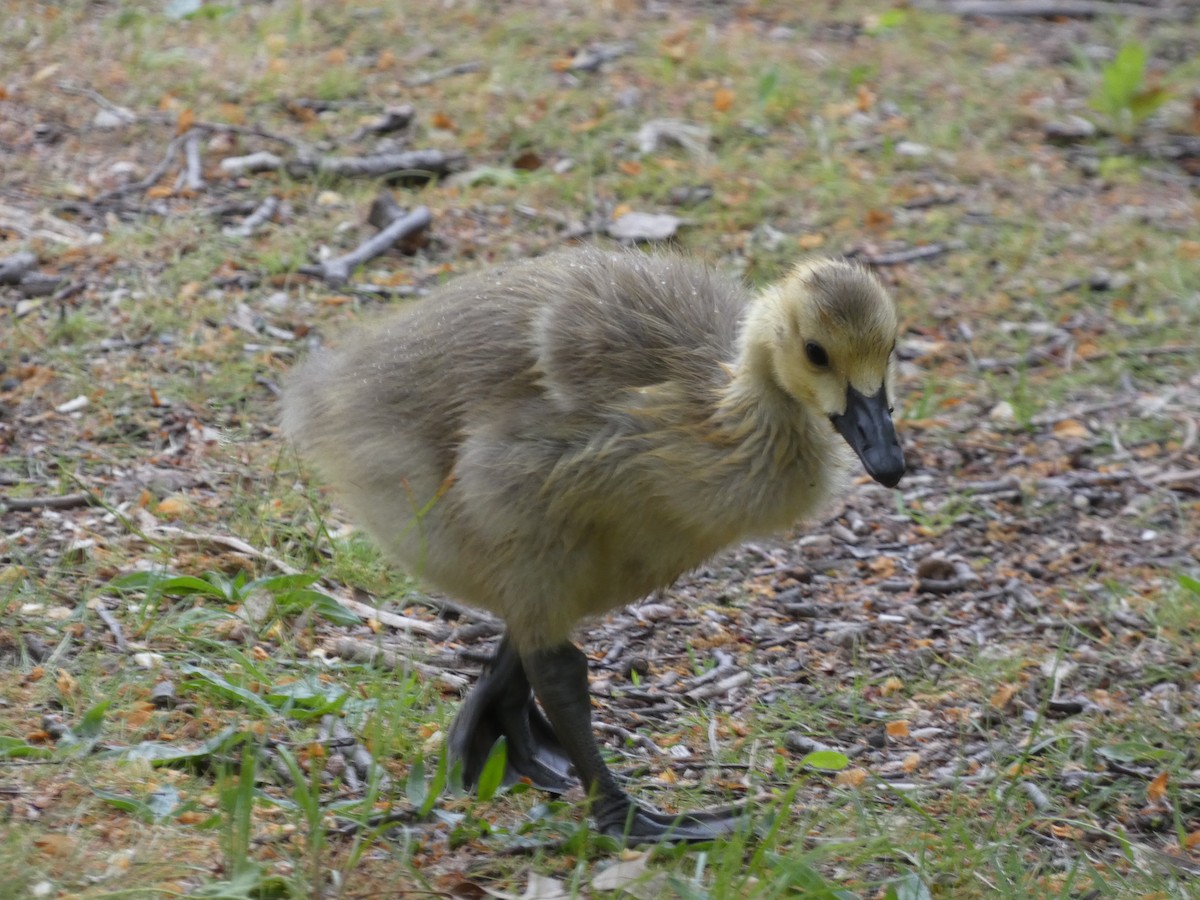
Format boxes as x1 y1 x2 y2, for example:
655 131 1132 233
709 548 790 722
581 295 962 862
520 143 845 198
282 247 905 842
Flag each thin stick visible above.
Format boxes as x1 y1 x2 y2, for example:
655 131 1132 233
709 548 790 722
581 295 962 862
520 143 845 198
407 60 483 87
3 492 100 512
916 0 1189 20
93 131 190 203
94 605 128 652
300 205 431 286
182 131 205 192
224 195 280 238
857 242 963 267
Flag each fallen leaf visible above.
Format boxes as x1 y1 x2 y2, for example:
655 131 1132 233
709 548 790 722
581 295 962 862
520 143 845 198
33 833 76 857
713 88 735 112
1049 823 1084 840
798 233 825 249
1053 419 1089 440
902 752 920 773
57 668 78 696
607 211 681 242
865 208 893 230
880 676 905 697
592 853 649 891
1148 770 1169 803
886 720 910 739
990 683 1018 710
836 767 868 788
176 107 195 135
522 871 569 900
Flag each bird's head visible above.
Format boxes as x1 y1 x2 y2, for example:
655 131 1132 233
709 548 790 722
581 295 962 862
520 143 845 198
751 259 906 488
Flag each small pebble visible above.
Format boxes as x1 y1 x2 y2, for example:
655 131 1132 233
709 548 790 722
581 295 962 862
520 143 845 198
56 395 89 414
896 141 930 157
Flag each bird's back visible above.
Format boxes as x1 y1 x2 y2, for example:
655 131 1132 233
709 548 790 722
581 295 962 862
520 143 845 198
283 249 748 487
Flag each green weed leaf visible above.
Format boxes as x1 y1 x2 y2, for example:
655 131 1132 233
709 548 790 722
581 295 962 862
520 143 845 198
1091 42 1169 136
0 737 52 759
800 749 851 771
406 756 427 809
117 726 247 766
181 665 277 716
476 737 507 802
59 701 110 754
886 871 932 900
421 749 449 818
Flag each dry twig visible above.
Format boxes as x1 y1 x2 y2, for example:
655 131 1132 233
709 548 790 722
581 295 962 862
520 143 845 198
300 205 432 286
856 242 964 267
916 0 1190 20
3 492 100 512
223 195 280 238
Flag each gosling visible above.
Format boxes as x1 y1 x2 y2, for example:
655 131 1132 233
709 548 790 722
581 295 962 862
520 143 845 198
282 247 905 842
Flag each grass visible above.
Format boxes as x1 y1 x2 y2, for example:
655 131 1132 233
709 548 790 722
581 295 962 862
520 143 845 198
2 0 1198 897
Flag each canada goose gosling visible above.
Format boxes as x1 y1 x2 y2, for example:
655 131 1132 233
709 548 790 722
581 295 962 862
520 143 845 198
282 248 905 843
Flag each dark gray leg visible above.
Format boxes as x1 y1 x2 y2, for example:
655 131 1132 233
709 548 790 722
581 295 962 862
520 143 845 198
446 635 574 793
522 641 745 843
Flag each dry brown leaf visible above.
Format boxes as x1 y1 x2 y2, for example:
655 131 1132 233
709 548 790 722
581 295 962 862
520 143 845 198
155 495 192 519
990 683 1018 710
713 88 736 112
431 111 457 131
880 676 905 697
1049 823 1084 840
798 233 825 249
34 833 76 857
869 556 897 578
885 720 910 739
176 107 195 135
1148 770 1169 803
1052 419 1089 440
865 208 893 230
902 752 920 773
56 668 78 697
124 704 154 728
836 767 868 788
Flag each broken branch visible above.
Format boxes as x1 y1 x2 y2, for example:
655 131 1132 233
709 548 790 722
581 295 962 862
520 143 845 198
300 204 432 286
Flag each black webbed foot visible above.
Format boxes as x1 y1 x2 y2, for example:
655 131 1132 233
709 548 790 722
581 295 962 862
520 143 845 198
521 640 753 845
596 798 749 844
446 636 575 793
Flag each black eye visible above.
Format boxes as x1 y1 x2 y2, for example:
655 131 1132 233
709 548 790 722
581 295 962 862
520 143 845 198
805 341 830 369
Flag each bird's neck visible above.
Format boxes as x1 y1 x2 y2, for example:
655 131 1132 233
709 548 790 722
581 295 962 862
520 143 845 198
716 291 816 448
